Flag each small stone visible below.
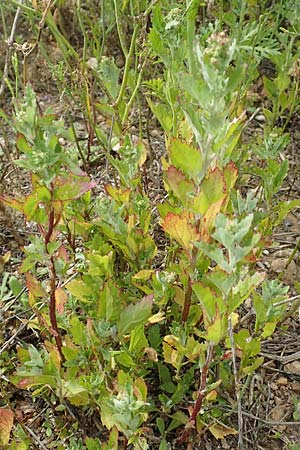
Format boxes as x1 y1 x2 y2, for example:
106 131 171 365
244 297 252 309
269 403 289 426
86 57 98 70
270 258 286 273
284 360 300 375
270 382 278 390
277 376 288 385
291 381 300 392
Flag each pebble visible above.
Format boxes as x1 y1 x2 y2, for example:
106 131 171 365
277 376 288 385
292 381 300 392
284 360 300 375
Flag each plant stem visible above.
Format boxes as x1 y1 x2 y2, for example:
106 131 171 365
122 52 148 125
114 23 140 109
49 255 64 360
182 245 198 323
113 0 128 58
0 0 23 97
182 278 192 323
186 0 197 76
44 194 64 360
179 343 214 442
228 315 243 449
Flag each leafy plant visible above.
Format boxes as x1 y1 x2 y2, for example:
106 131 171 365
1 1 300 449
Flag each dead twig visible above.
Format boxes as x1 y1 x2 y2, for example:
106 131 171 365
0 0 23 97
259 350 300 363
22 423 49 450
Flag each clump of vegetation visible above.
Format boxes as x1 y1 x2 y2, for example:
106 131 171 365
1 1 300 449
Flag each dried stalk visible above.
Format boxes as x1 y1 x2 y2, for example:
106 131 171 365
0 0 23 97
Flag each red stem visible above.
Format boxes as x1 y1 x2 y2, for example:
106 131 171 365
49 256 64 360
179 343 214 443
43 197 64 360
181 245 198 323
182 278 192 323
45 208 55 245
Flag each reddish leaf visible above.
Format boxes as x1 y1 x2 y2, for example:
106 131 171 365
54 176 96 201
0 195 24 213
55 287 68 314
193 167 226 215
0 408 13 446
25 273 46 298
58 245 69 262
223 161 238 191
165 166 195 201
161 212 200 249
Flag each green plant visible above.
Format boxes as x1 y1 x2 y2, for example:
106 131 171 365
1 1 300 449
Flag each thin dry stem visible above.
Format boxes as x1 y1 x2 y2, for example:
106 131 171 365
0 0 23 96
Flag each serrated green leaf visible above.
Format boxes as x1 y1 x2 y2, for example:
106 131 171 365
168 139 203 179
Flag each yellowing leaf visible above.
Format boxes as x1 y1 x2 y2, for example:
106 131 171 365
54 176 96 201
162 212 200 249
197 168 226 214
1 251 11 264
206 307 223 344
174 286 185 306
209 422 238 439
66 279 93 303
105 185 131 203
134 377 148 401
223 162 238 192
132 270 154 281
200 198 225 240
206 390 218 401
26 273 46 298
55 288 68 314
148 312 165 323
144 347 158 362
0 194 24 212
163 342 181 370
0 408 13 446
230 312 239 328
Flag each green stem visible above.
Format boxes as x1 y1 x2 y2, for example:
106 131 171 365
122 52 148 125
186 0 198 76
115 23 140 109
76 0 87 62
182 245 198 323
114 0 128 58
